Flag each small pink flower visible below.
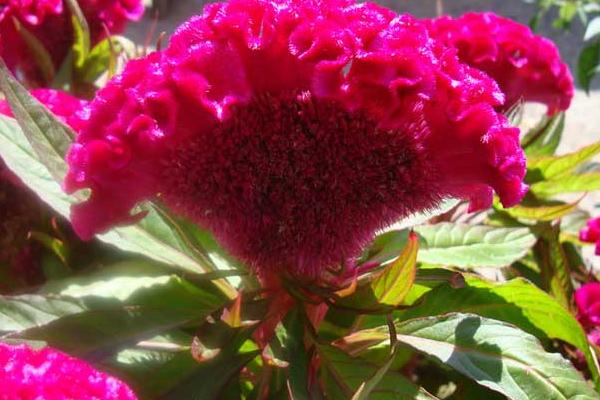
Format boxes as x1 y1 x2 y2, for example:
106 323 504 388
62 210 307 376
0 343 137 399
0 0 144 84
575 283 600 347
65 0 527 279
426 12 574 114
580 217 600 255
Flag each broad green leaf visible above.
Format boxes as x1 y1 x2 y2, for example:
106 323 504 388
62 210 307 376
530 172 600 196
0 60 75 181
319 345 438 400
65 0 91 68
579 39 600 93
11 18 55 83
395 314 598 400
493 200 579 222
0 294 86 333
8 264 226 357
414 223 536 268
527 141 600 183
521 112 565 157
397 276 600 386
0 115 74 216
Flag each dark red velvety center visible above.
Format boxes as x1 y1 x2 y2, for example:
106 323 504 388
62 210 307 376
160 91 440 279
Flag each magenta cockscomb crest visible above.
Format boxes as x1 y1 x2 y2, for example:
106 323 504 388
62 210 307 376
0 343 137 399
0 0 144 84
64 0 527 279
426 12 574 114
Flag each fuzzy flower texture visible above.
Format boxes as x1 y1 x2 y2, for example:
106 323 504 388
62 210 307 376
427 12 573 114
0 343 137 399
0 0 144 84
64 0 535 279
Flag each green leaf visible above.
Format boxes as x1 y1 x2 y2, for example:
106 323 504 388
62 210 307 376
319 345 438 400
268 306 311 399
0 115 74 216
493 200 579 222
585 16 600 41
395 314 598 400
398 276 600 386
533 224 574 308
0 60 75 182
414 223 536 268
80 37 122 82
369 232 418 307
161 349 259 399
65 0 91 68
527 141 600 183
521 112 565 157
0 294 87 333
11 18 55 83
339 233 418 311
578 39 600 93
530 172 600 196
7 263 226 357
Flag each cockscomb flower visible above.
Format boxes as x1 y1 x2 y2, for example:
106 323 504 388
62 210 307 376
580 217 600 255
0 89 88 290
65 0 527 279
426 12 574 114
0 343 137 399
575 283 600 346
0 0 144 84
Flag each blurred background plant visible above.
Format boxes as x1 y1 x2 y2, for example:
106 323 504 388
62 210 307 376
523 0 600 91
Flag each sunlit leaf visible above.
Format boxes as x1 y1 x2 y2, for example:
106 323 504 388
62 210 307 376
414 223 536 268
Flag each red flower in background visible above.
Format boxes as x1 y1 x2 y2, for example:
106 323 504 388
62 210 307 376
426 12 574 114
0 89 88 290
65 0 527 279
580 217 600 256
0 343 137 399
575 283 600 346
0 0 144 84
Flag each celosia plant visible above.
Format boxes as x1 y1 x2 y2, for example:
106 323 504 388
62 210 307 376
426 12 574 114
0 343 137 399
0 0 144 84
1 0 600 399
64 0 526 280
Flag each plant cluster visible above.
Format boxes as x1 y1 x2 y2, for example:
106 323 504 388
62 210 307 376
1 0 600 399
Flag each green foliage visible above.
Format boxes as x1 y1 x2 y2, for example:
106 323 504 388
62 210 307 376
2 8 600 398
527 0 600 90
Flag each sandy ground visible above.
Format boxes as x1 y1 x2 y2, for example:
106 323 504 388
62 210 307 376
125 0 600 205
